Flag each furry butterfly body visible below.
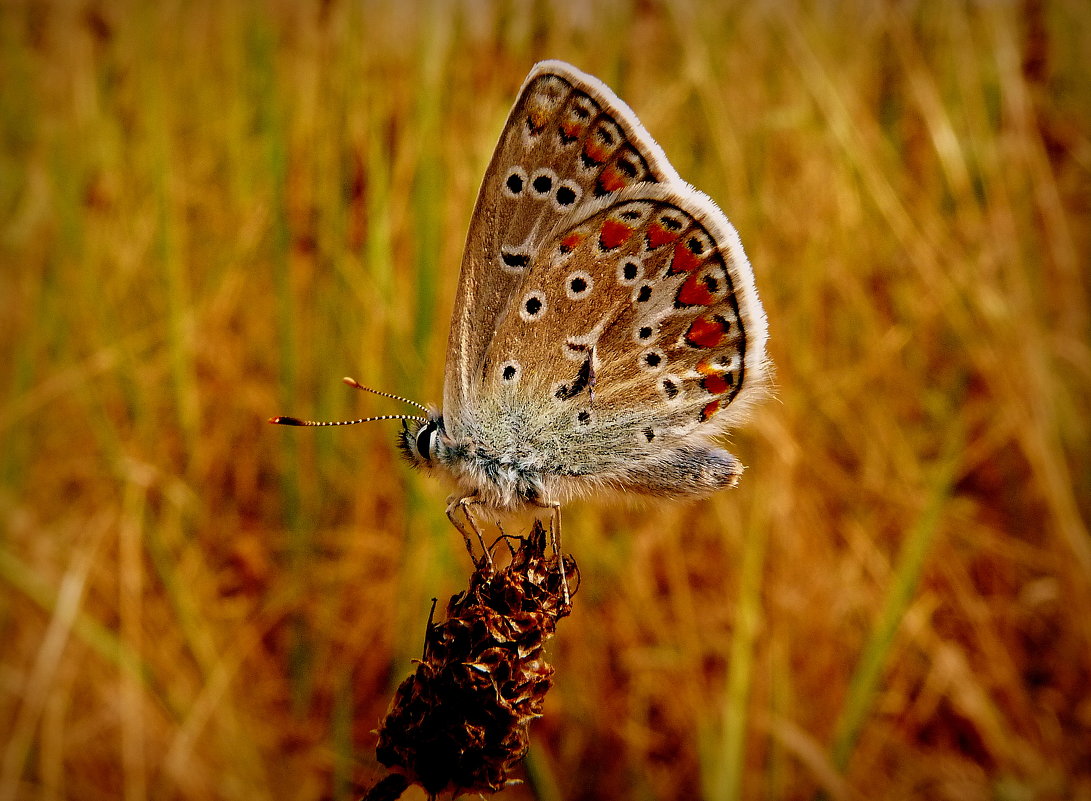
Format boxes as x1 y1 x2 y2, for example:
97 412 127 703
399 61 769 514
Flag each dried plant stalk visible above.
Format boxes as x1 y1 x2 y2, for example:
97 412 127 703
365 521 577 799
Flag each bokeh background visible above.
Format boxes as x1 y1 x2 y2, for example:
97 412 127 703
2 1 1089 799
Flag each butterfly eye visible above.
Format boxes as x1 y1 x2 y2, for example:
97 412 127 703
415 421 439 461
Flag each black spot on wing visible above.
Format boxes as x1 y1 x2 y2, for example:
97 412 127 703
554 359 592 400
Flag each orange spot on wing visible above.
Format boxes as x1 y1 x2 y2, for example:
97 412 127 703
561 120 586 140
599 219 634 250
583 139 609 164
669 241 704 274
701 372 732 395
560 232 585 253
646 221 680 249
677 272 716 307
701 399 722 421
598 164 629 193
685 314 728 349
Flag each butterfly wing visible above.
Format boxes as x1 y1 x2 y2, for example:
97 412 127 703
442 60 768 504
443 61 678 433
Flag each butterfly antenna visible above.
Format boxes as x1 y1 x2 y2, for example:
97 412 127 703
342 377 430 413
269 413 427 426
268 377 430 426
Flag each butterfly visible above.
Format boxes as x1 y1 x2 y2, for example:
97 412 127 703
273 61 769 583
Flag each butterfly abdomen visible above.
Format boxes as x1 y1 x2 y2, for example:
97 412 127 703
622 445 744 498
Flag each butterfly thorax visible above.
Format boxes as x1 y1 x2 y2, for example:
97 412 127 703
400 413 551 508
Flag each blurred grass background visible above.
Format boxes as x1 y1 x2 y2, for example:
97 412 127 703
1 1 1089 799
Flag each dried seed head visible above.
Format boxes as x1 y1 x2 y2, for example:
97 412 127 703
372 522 577 798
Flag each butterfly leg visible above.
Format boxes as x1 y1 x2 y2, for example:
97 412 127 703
531 499 570 606
445 494 493 568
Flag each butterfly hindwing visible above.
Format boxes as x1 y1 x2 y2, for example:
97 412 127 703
479 183 766 463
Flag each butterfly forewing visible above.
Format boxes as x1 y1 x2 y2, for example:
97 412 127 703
443 61 679 433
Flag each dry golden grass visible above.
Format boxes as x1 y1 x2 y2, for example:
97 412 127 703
1 1 1089 800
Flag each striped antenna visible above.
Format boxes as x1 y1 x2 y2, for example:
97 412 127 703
268 377 430 427
342 376 430 413
269 413 427 426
